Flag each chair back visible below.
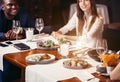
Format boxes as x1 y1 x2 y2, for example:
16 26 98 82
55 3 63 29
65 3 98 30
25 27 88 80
96 4 109 24
69 3 77 20
69 3 109 24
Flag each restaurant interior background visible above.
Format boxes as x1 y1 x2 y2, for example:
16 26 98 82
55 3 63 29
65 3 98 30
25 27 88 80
0 0 120 50
18 0 120 31
17 0 120 51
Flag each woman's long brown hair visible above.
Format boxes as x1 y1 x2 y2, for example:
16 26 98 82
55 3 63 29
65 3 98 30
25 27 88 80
76 0 98 35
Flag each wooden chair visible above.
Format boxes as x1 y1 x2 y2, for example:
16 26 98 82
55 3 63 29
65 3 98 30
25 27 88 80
103 23 120 51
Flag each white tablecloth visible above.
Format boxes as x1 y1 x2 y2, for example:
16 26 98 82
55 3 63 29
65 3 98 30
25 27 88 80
26 56 101 82
0 39 37 71
0 35 58 71
0 45 20 71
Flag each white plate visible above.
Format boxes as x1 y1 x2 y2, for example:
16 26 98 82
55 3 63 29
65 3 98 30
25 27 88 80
26 53 55 64
37 45 59 50
63 65 86 69
63 59 88 69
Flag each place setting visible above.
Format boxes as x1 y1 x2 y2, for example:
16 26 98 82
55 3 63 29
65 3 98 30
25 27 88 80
25 53 56 64
62 58 90 69
57 42 92 70
35 37 70 50
36 39 59 50
90 39 120 77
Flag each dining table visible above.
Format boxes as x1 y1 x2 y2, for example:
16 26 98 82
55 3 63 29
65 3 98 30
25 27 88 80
0 34 120 82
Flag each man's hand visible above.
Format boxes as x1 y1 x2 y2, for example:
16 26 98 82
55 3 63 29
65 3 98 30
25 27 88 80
4 30 13 39
4 28 24 40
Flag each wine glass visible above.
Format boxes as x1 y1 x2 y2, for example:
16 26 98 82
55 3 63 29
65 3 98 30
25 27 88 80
96 39 108 56
12 20 21 40
35 18 44 34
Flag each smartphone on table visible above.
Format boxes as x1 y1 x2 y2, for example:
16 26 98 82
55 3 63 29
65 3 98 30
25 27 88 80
14 43 30 50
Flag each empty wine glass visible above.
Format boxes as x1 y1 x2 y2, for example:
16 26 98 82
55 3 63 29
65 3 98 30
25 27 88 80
12 20 21 40
35 18 44 34
96 39 108 56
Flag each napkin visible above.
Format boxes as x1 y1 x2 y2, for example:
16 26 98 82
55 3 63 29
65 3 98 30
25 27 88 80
75 71 99 82
0 46 20 71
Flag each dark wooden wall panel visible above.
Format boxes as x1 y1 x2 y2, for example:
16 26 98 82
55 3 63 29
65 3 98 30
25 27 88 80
1 0 120 30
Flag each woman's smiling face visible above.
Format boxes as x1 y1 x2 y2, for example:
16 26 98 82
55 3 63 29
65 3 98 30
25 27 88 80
79 0 91 12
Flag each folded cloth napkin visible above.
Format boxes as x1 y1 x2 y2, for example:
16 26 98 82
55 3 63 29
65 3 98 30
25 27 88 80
74 70 100 82
71 47 92 57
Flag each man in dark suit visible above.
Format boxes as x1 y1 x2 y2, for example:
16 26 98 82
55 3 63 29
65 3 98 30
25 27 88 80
0 0 34 82
0 0 34 41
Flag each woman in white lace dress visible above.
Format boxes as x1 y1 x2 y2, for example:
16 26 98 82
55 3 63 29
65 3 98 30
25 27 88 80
52 0 103 49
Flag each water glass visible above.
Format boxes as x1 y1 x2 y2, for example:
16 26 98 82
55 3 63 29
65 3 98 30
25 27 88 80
26 28 34 42
106 66 114 74
58 44 69 58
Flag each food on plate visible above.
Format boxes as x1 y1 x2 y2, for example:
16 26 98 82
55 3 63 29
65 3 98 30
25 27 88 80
31 55 42 62
63 59 88 68
26 53 55 64
42 53 51 59
99 53 119 66
58 37 67 44
30 53 51 62
58 37 71 45
37 40 54 48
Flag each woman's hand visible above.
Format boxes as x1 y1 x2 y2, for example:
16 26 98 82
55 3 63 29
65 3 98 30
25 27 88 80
51 31 64 39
